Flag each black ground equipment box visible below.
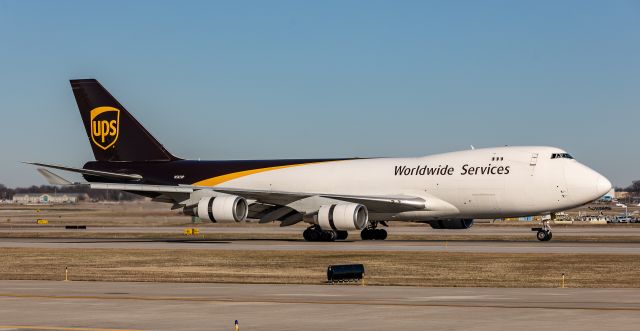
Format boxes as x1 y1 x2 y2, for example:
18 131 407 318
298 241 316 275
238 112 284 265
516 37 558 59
327 264 365 283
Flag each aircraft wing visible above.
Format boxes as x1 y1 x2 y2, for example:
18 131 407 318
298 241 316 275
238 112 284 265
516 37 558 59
87 182 426 213
37 168 74 185
209 187 426 212
30 163 428 216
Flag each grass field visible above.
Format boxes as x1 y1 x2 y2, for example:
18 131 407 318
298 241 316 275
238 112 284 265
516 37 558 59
1 248 638 288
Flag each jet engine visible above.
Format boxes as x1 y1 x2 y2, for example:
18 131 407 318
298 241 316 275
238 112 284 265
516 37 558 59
428 219 474 229
186 195 248 223
317 203 369 231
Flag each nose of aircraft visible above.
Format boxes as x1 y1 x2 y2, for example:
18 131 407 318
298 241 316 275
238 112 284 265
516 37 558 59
596 175 613 197
565 162 612 204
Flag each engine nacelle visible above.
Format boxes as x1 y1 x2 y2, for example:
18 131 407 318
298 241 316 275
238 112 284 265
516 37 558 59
428 219 474 229
317 203 368 231
189 195 248 223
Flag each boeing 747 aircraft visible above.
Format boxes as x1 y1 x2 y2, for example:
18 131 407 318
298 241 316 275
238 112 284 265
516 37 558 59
30 79 612 242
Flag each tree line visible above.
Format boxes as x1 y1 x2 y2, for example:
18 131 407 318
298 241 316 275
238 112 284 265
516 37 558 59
617 180 640 193
0 184 142 201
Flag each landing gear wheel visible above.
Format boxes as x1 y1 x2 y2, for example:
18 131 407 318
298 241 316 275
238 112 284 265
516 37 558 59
303 228 312 241
303 227 337 242
536 230 551 241
536 230 549 241
360 228 387 240
303 227 321 241
308 228 321 241
336 231 349 240
532 219 553 242
321 230 337 242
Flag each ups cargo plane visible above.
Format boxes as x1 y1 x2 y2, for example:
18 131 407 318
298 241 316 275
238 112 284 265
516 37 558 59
29 79 612 242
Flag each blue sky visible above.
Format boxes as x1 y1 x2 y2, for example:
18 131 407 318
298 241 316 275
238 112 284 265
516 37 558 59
0 0 638 187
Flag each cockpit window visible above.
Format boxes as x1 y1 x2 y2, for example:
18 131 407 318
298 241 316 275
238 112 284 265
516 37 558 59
551 153 573 159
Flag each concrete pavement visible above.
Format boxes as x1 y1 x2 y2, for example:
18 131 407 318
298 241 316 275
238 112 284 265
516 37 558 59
0 280 639 330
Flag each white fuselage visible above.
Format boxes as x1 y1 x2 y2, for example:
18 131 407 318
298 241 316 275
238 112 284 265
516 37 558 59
212 146 611 221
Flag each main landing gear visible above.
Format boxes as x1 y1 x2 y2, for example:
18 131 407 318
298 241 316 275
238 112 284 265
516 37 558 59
302 222 389 242
532 219 553 242
303 226 348 242
360 222 388 240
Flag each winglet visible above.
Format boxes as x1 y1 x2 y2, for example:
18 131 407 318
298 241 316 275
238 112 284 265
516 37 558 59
37 168 74 185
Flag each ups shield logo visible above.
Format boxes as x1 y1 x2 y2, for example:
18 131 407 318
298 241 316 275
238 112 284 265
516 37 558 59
90 107 120 150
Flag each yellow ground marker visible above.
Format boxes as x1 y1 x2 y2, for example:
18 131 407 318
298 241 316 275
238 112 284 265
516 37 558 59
183 228 200 236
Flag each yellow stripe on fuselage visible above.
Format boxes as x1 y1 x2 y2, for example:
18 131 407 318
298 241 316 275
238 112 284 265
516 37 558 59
192 163 318 187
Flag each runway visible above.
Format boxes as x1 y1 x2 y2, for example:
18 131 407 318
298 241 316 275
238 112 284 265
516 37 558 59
0 280 638 330
1 237 640 254
4 225 640 236
2 224 640 254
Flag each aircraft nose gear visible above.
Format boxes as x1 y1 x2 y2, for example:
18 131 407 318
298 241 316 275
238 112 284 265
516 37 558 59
303 226 340 242
532 220 553 242
360 223 388 240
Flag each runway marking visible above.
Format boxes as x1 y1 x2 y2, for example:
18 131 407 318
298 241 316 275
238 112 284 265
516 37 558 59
277 293 345 297
0 326 143 331
407 295 502 300
1 293 639 312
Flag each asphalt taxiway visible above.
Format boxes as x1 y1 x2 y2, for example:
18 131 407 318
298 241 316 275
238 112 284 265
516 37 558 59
0 280 639 330
1 237 639 254
2 225 640 254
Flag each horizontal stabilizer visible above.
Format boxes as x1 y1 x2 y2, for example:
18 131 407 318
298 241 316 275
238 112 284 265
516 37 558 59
37 168 74 185
25 162 143 181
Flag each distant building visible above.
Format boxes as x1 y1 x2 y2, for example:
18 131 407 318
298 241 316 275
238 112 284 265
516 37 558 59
12 193 86 204
616 191 630 200
500 216 536 222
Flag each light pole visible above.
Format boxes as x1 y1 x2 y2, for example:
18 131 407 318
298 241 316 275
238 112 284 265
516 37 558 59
616 203 628 218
